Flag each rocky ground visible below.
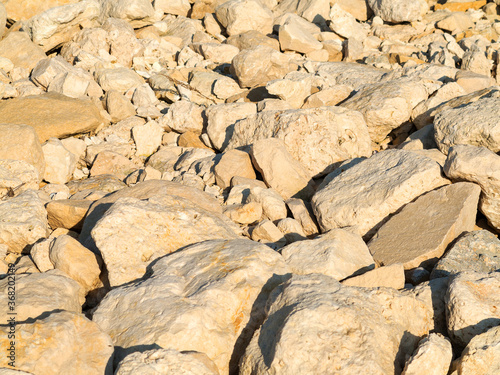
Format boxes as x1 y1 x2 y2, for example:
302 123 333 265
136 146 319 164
0 0 499 374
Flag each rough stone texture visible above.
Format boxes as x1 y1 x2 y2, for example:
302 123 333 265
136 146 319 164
132 121 163 157
0 32 46 71
91 194 238 286
227 107 372 178
1 0 79 20
0 93 107 143
0 270 82 323
0 190 48 254
239 273 432 375
92 239 290 375
368 182 480 270
0 311 113 375
341 78 430 144
30 238 55 272
105 91 136 123
434 98 500 155
312 149 450 238
95 67 144 93
444 145 500 231
42 138 76 184
342 263 405 289
250 138 315 200
0 159 40 197
223 202 262 225
329 3 368 41
215 0 273 36
367 0 427 23
446 271 500 348
281 228 374 280
46 199 91 231
100 0 155 26
455 325 500 375
251 219 286 247
115 349 220 375
245 187 287 222
161 100 204 134
214 149 256 190
279 18 322 54
89 151 137 181
286 198 318 236
402 333 453 375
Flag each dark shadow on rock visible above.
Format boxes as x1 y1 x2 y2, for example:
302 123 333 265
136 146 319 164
113 344 162 370
394 330 420 375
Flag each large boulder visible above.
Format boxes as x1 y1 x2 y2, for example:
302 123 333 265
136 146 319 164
215 0 273 36
367 0 428 23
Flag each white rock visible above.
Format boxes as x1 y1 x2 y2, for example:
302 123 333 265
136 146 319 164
42 138 77 184
160 100 204 134
329 4 368 41
402 334 453 375
95 67 144 93
245 186 287 222
279 18 323 54
367 0 427 23
191 42 240 65
92 239 290 375
215 0 273 36
132 120 163 157
265 73 314 109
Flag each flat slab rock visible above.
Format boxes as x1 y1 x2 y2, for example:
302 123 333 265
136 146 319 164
312 149 450 238
91 194 239 287
92 239 290 375
226 106 372 178
368 182 480 270
239 273 432 375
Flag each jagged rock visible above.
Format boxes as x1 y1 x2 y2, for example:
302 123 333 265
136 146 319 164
214 149 255 190
367 0 427 23
95 67 144 93
160 100 204 134
279 17 322 54
132 120 163 157
100 0 155 26
402 333 453 375
245 186 287 222
342 263 405 289
104 91 136 123
251 219 286 247
0 160 40 197
42 138 77 184
329 4 368 41
455 325 500 375
215 0 273 36
89 151 138 180
92 239 289 374
286 198 318 236
46 199 91 231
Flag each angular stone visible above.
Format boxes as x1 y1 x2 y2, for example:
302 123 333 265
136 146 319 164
0 311 113 375
0 93 107 143
367 0 426 23
329 3 368 41
245 186 287 222
444 145 500 231
312 149 450 238
223 202 262 225
132 121 163 157
342 263 405 289
115 349 220 375
105 91 136 123
42 138 77 184
265 73 313 109
0 159 40 198
1 0 80 21
436 12 474 33
225 30 280 51
92 239 289 374
455 325 500 375
273 0 330 24
335 0 372 21
402 333 453 375
46 199 91 231
0 31 46 71
155 0 191 16
251 219 286 247
215 0 273 36
276 217 306 243
279 18 323 54
434 98 500 155
214 149 255 190
368 182 480 270
95 67 144 93
191 42 240 64
239 273 432 374
103 17 144 68
90 151 137 181
281 228 375 280
302 85 352 108
91 195 238 286
227 107 372 177
446 271 500 348
100 0 155 26
286 198 318 236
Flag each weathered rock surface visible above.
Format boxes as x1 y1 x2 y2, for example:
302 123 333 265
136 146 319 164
455 325 500 375
239 273 432 374
368 182 480 270
312 149 450 238
92 239 290 375
42 138 76 184
342 263 405 289
46 199 91 231
215 0 273 36
402 333 453 375
367 0 427 23
0 32 46 71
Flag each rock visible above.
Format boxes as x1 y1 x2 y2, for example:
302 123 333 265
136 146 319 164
0 271 82 323
230 46 295 88
342 263 405 289
191 42 240 65
0 32 46 71
214 150 255 190
279 17 323 54
436 12 474 34
402 333 453 375
0 190 48 254
155 0 191 16
455 71 496 94
329 4 368 41
132 121 163 157
0 160 40 198
161 100 204 134
462 45 494 77
239 273 432 374
367 0 427 23
245 186 287 222
281 228 374 280
205 102 257 151
215 0 273 36
0 93 107 143
0 124 45 183
341 78 430 144
432 230 500 279
227 107 372 178
42 138 77 184
302 85 352 108
312 149 450 238
91 194 238 286
177 131 210 149
335 0 372 21
1 0 80 21
95 67 144 93
446 271 500 348
368 182 480 270
100 0 155 26
273 0 330 24
223 202 262 225
225 30 280 51
67 174 126 197
265 73 314 109
286 198 318 236
46 199 91 231
251 219 286 247
250 138 315 200
455 325 500 375
89 151 138 181
92 239 289 374
115 349 220 375
444 145 500 231
434 98 500 154
104 91 136 123
276 217 306 243
0 311 113 375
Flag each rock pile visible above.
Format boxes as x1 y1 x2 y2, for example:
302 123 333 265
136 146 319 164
0 0 500 373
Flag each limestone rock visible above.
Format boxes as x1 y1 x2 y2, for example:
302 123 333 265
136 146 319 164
312 149 450 238
0 190 48 254
1 0 80 21
342 263 405 289
250 138 315 200
446 271 500 348
0 32 46 71
279 18 323 54
444 145 500 231
434 98 500 154
432 230 500 279
215 0 273 36
0 93 107 143
245 186 287 222
92 239 289 374
0 311 113 375
281 228 375 280
132 121 163 157
161 100 204 134
104 91 136 123
0 271 82 323
273 0 330 24
115 349 220 375
191 42 240 64
286 198 318 236
402 333 453 375
155 0 191 16
100 0 155 26
251 219 286 247
95 67 144 93
91 194 238 286
214 150 255 190
227 107 372 178
223 202 262 225
239 273 433 374
368 182 480 270
0 160 40 198
225 30 280 51
367 0 427 23
455 325 500 375
42 138 77 185
265 73 314 109
89 151 137 181
329 4 368 41
276 217 306 243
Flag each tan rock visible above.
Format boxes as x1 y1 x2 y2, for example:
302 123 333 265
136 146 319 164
100 0 155 26
0 32 46 71
191 42 240 64
103 17 145 68
215 0 273 36
279 18 323 54
245 186 287 222
436 12 474 33
223 202 262 225
265 73 313 109
132 120 163 157
402 333 453 375
276 217 306 243
95 67 144 93
30 238 55 272
0 159 40 198
0 93 107 142
0 311 113 375
225 30 280 51
329 3 368 41
367 0 427 23
177 131 211 149
302 85 352 108
105 91 136 123
251 219 286 247
335 0 372 21
342 263 405 289
286 198 318 236
42 138 76 185
456 325 500 375
434 0 486 12
214 149 255 190
1 0 79 21
155 0 191 16
90 151 138 181
368 182 480 270
160 100 204 134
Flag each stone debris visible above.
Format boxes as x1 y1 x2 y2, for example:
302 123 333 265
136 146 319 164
0 0 499 372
